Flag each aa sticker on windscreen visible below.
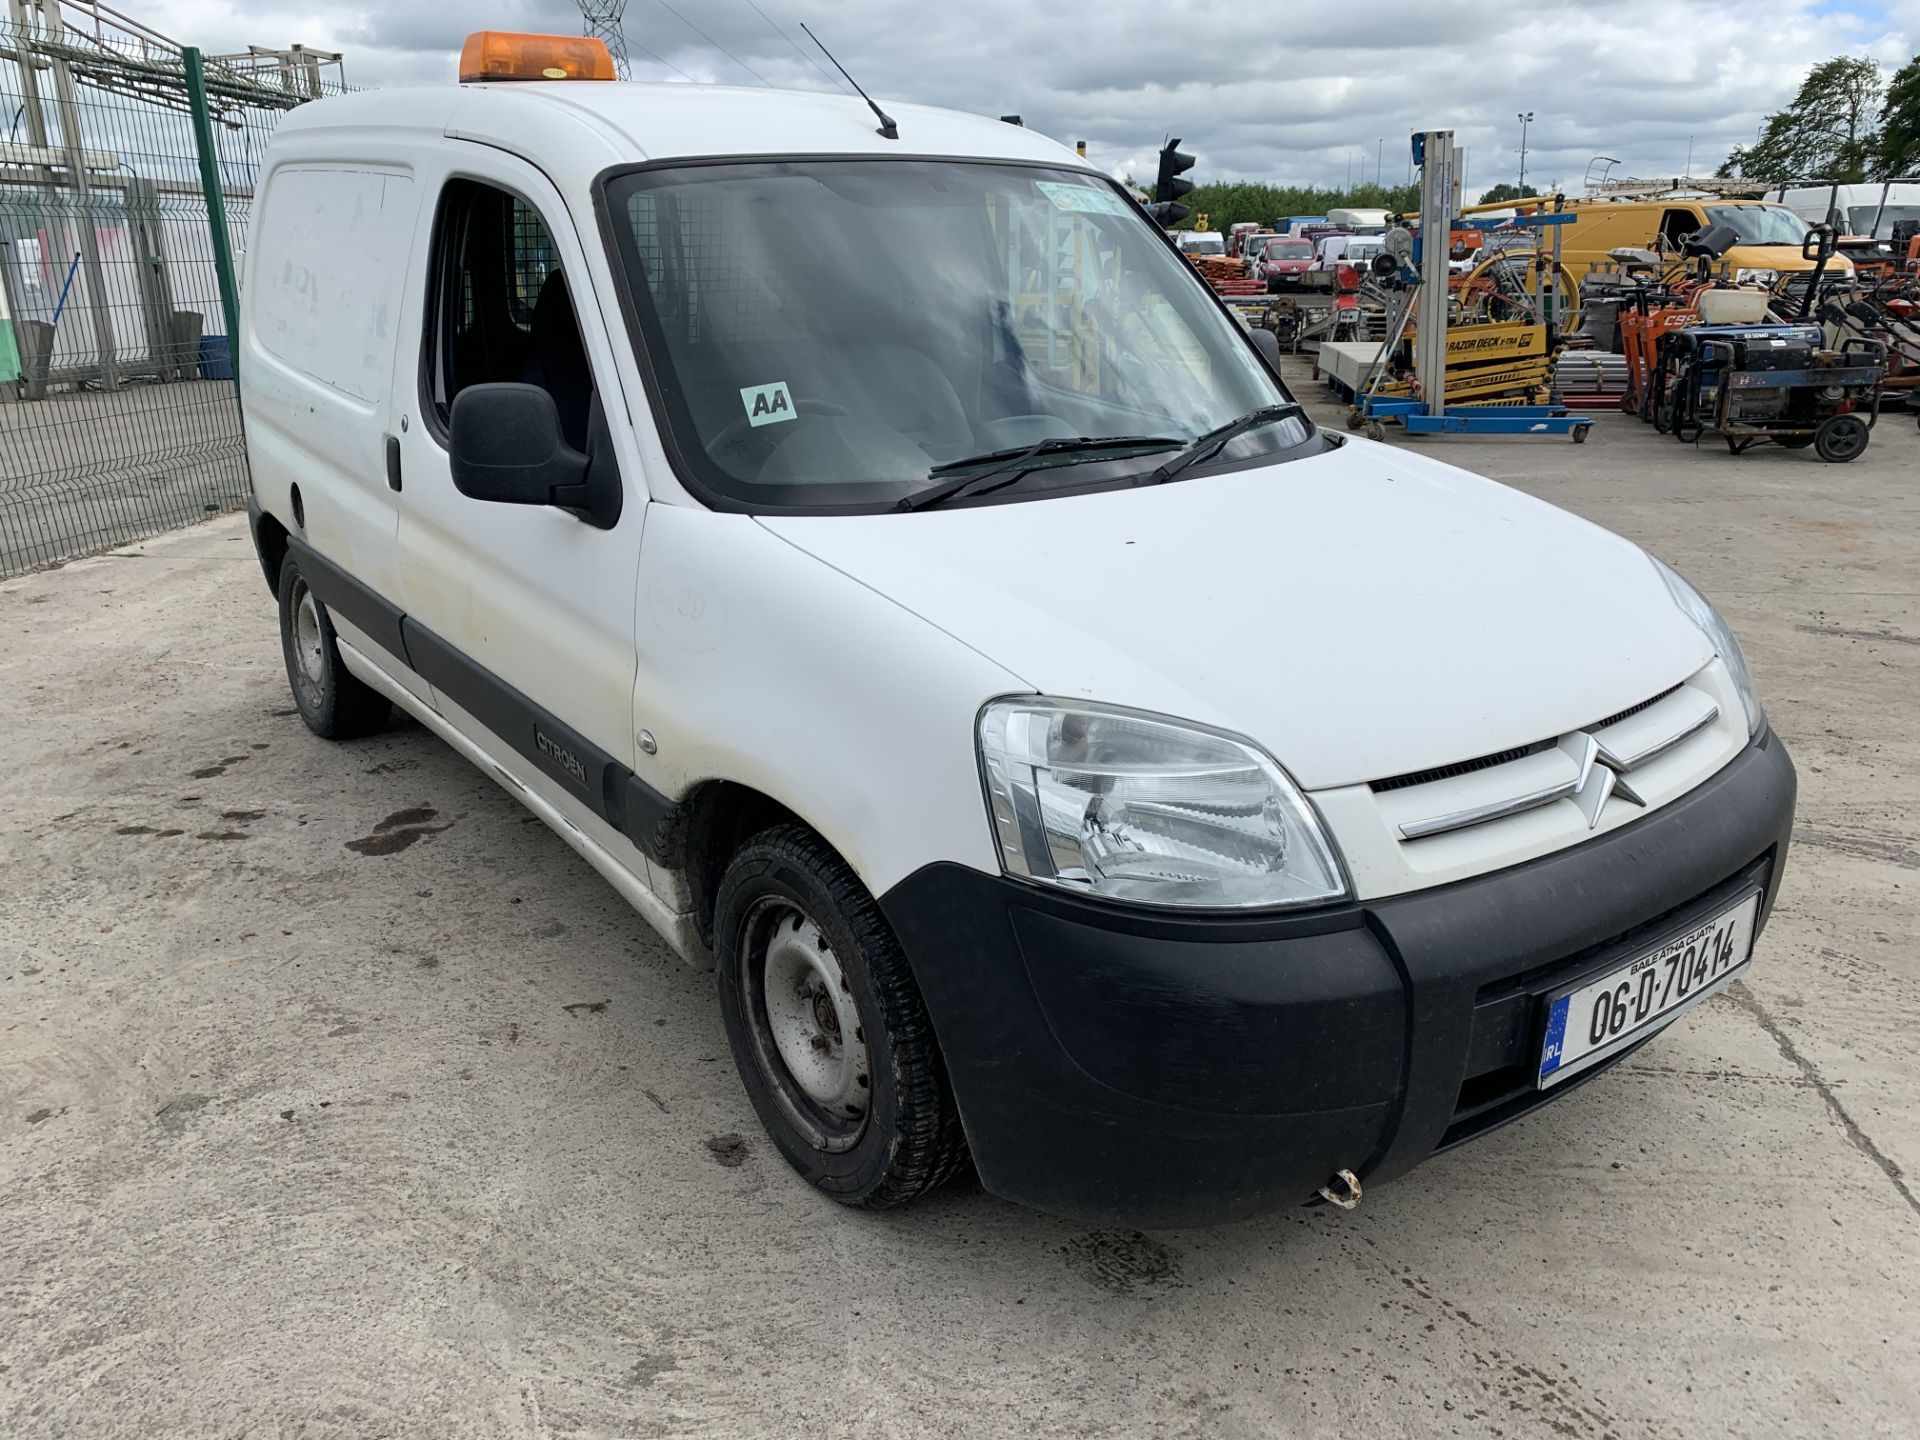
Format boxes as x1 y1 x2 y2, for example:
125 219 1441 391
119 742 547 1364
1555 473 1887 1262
740 380 796 426
1034 180 1131 217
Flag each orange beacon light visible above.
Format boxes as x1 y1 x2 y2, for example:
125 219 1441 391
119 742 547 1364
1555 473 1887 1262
458 31 617 84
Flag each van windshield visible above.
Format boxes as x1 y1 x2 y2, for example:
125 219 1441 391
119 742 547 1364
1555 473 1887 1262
1703 204 1811 247
1851 204 1920 238
602 160 1302 511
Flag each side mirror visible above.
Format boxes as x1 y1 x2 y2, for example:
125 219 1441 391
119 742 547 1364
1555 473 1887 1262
1248 326 1282 373
450 383 610 525
1802 223 1838 264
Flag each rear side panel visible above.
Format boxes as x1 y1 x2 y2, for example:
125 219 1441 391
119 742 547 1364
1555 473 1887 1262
240 143 428 695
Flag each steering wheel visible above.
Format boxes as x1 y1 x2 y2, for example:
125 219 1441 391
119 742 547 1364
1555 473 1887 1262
707 397 849 466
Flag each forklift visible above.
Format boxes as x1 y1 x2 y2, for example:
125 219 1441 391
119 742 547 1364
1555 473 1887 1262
1348 131 1591 441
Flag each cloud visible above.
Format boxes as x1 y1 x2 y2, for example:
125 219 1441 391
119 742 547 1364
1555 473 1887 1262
119 0 1919 186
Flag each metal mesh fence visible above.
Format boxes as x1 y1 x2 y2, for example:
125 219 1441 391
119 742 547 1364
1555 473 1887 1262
0 0 342 577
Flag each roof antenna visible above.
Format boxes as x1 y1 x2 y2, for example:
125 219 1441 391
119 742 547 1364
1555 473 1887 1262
800 23 897 140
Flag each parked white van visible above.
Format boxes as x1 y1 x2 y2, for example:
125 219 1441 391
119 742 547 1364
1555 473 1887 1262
1766 181 1920 241
243 32 1796 1226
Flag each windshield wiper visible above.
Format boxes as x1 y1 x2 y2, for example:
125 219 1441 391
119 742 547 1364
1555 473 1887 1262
1145 403 1309 487
900 435 1180 512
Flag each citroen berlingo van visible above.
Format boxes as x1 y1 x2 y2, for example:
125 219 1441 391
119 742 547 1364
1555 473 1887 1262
242 32 1796 1226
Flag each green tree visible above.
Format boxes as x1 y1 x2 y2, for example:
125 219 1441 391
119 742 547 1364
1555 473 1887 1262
1878 53 1920 177
1477 182 1541 205
1719 56 1884 182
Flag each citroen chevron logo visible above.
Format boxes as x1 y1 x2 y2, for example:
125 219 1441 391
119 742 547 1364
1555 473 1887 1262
1569 732 1646 829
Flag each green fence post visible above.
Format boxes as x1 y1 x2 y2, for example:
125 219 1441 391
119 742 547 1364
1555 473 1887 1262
182 47 241 388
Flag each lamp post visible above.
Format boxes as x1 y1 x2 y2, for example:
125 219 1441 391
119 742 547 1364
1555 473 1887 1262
1376 136 1383 187
1517 111 1534 194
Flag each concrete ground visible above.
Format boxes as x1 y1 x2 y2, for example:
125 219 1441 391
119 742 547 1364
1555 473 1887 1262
3 385 1917 1439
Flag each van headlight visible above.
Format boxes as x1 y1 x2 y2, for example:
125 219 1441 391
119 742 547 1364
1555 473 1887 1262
1733 267 1779 286
1651 556 1764 735
977 699 1348 909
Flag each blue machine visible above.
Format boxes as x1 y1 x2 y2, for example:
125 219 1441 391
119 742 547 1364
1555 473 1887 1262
1652 321 1882 459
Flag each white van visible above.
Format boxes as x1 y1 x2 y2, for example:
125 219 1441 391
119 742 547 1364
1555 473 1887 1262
242 32 1796 1227
1766 181 1920 241
1326 206 1389 233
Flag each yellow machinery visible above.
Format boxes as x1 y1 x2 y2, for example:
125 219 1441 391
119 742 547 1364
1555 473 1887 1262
1348 132 1592 439
1365 320 1554 407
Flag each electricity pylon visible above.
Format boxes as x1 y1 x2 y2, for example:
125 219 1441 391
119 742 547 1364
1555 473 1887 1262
577 0 631 79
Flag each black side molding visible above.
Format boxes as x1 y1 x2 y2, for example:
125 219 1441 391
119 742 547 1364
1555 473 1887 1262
288 535 409 666
284 535 684 866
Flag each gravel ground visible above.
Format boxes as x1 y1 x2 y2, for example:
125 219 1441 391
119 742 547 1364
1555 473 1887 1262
2 387 1917 1439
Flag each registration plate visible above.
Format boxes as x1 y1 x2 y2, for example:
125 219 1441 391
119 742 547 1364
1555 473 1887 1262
1537 891 1761 1088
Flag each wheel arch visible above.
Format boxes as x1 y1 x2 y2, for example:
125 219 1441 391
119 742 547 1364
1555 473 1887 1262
250 502 291 598
680 779 809 948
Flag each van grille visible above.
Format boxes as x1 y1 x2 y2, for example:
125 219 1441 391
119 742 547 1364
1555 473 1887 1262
1370 741 1552 794
1370 685 1682 795
1377 683 1719 843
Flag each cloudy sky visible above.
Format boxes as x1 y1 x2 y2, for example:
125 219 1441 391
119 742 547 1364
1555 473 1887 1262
133 0 1920 190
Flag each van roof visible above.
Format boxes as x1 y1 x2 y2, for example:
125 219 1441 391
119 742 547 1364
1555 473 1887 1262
274 81 1093 187
1566 196 1779 209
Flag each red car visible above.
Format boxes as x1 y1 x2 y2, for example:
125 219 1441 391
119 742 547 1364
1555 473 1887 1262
1255 236 1315 291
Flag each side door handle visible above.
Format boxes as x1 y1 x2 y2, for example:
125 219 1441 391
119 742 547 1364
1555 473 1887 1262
384 433 403 493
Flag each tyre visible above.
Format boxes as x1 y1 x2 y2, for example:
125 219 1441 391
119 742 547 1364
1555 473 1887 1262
714 824 968 1209
277 553 392 739
1813 413 1869 463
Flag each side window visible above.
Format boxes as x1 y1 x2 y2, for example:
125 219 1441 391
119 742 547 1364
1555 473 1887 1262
423 180 595 449
1658 208 1701 251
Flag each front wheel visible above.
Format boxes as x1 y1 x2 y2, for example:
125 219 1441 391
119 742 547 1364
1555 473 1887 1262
714 825 969 1209
277 553 391 739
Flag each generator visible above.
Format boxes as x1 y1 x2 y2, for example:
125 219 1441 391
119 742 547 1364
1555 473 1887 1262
1653 322 1884 459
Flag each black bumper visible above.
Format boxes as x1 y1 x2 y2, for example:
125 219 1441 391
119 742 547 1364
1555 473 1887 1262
879 733 1796 1228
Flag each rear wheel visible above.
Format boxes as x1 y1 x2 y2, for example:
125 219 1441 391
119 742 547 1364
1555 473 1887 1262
277 554 391 739
1813 413 1869 463
714 825 968 1208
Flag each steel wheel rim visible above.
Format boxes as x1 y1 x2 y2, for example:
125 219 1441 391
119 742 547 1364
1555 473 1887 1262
743 897 870 1150
291 579 327 705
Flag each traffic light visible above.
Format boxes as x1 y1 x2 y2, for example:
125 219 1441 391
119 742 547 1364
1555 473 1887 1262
1147 138 1195 228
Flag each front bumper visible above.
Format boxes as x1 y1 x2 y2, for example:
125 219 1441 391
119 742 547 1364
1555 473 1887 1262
879 732 1795 1227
